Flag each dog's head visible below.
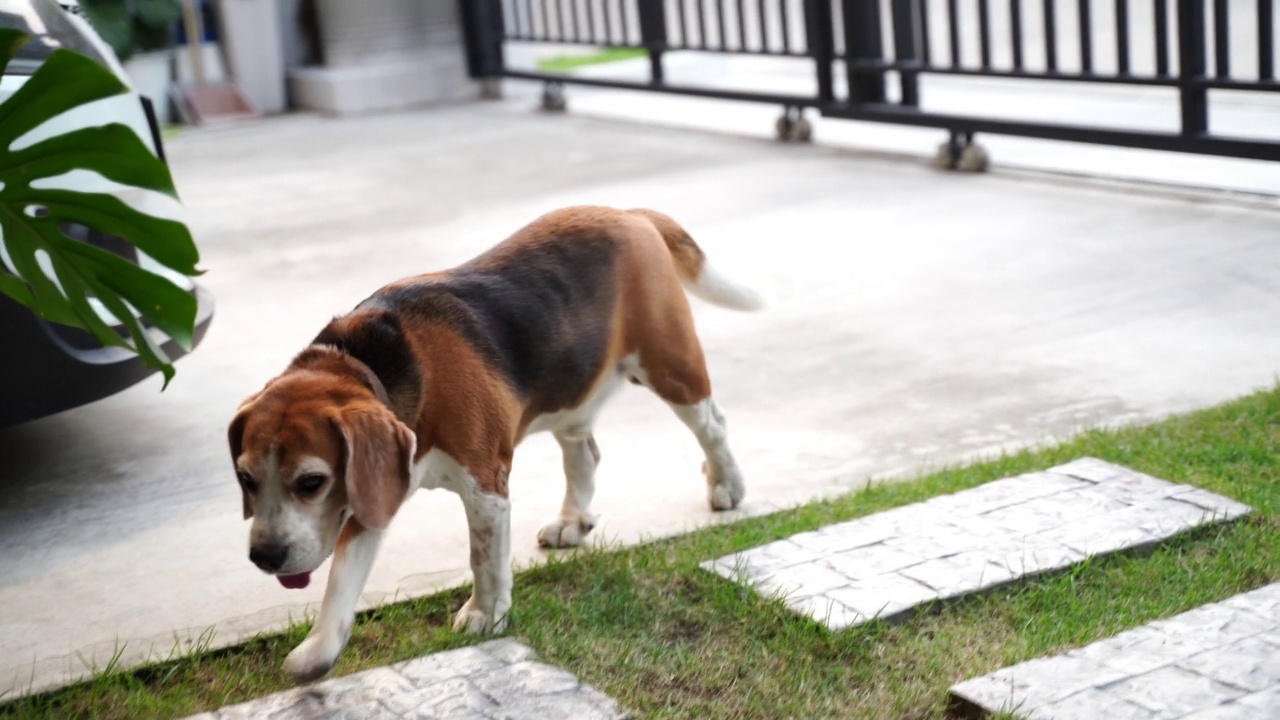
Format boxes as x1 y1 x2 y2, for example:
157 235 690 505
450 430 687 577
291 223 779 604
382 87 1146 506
227 365 416 589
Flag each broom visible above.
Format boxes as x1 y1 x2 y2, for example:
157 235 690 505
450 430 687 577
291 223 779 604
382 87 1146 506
173 0 257 125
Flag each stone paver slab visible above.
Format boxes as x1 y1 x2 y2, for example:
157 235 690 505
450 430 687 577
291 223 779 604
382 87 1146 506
1235 688 1280 714
702 458 1252 629
1023 688 1154 720
1178 637 1280 694
181 639 629 720
950 583 1280 719
1110 666 1247 716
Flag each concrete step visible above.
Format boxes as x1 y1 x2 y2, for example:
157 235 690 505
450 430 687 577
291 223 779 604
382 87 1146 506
949 582 1280 719
701 458 1252 629
181 639 629 720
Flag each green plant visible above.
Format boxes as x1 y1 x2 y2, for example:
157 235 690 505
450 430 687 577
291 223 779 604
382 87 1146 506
80 0 181 62
0 28 201 385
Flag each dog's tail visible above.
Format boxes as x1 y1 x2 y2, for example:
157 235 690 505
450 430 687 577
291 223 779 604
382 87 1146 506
630 208 764 312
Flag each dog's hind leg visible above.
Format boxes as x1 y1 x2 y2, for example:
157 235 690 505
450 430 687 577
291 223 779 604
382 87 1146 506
626 336 746 512
669 396 745 511
283 520 383 682
537 425 601 548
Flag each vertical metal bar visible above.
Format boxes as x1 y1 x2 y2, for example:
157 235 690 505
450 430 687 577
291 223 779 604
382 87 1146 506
1044 0 1057 71
947 0 961 66
520 0 533 38
758 0 770 49
638 0 669 81
1261 0 1275 80
1213 0 1229 77
551 0 565 38
460 0 507 77
545 0 560 37
499 0 512 52
804 0 837 101
738 0 749 48
779 0 792 53
1115 0 1129 74
701 0 711 47
540 0 552 39
569 0 582 40
1177 0 1208 136
676 0 689 46
978 0 992 68
716 0 728 48
920 0 933 65
1010 0 1024 69
1155 0 1169 75
1078 0 1092 74
892 0 921 105
619 0 632 43
601 0 614 44
842 0 887 101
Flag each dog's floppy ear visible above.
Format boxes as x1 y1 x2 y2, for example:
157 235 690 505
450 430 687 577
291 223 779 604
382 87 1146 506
227 397 258 520
331 407 416 530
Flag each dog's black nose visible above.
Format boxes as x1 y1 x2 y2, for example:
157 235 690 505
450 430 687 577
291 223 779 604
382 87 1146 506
249 544 288 573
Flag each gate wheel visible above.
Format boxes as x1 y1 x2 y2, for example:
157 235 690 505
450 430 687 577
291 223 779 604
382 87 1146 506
480 77 503 100
936 131 990 172
775 107 813 143
541 82 567 112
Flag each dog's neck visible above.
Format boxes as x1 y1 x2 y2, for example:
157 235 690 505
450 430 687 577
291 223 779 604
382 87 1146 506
289 344 417 423
306 308 426 425
336 352 392 408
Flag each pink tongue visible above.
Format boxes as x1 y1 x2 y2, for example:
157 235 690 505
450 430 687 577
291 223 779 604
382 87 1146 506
277 572 311 590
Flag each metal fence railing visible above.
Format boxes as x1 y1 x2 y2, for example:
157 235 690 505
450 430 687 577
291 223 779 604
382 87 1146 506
460 0 1280 161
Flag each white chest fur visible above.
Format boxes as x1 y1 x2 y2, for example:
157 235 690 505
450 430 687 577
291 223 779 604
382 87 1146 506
522 367 626 440
414 446 469 491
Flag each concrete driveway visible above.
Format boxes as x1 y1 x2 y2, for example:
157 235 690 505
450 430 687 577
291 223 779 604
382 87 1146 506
2 99 1279 699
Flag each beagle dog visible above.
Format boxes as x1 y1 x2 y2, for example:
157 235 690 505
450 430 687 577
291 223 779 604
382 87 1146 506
227 206 761 682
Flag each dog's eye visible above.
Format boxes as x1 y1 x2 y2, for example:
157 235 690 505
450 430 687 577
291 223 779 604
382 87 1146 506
294 473 327 496
237 471 258 494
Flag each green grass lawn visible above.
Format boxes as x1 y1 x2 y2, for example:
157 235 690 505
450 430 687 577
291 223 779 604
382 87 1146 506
4 386 1278 719
536 46 649 73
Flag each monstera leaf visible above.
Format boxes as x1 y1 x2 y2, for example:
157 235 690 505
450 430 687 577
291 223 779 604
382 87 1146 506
0 28 201 387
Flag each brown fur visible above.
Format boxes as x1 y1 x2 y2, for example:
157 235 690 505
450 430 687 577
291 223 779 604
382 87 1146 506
232 206 716 508
228 206 757 682
331 403 415 529
402 323 522 494
228 370 368 523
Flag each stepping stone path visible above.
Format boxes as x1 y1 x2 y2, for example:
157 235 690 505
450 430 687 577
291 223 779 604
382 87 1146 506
950 582 1280 719
182 638 629 719
701 458 1252 629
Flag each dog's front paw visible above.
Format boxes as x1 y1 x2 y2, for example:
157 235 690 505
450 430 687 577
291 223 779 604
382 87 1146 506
705 461 746 511
452 594 510 634
536 512 597 548
283 633 344 683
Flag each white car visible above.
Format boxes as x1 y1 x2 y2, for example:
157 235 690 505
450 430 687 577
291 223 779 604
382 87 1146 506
0 0 214 426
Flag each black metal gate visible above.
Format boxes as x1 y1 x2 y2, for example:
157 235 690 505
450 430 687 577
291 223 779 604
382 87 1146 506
460 0 1280 162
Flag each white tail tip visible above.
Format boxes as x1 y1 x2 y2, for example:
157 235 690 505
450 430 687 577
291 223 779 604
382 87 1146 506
685 262 765 311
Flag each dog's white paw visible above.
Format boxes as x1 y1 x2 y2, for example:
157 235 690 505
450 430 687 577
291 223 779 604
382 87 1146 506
452 595 510 634
283 632 345 683
536 512 597 548
705 461 745 511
